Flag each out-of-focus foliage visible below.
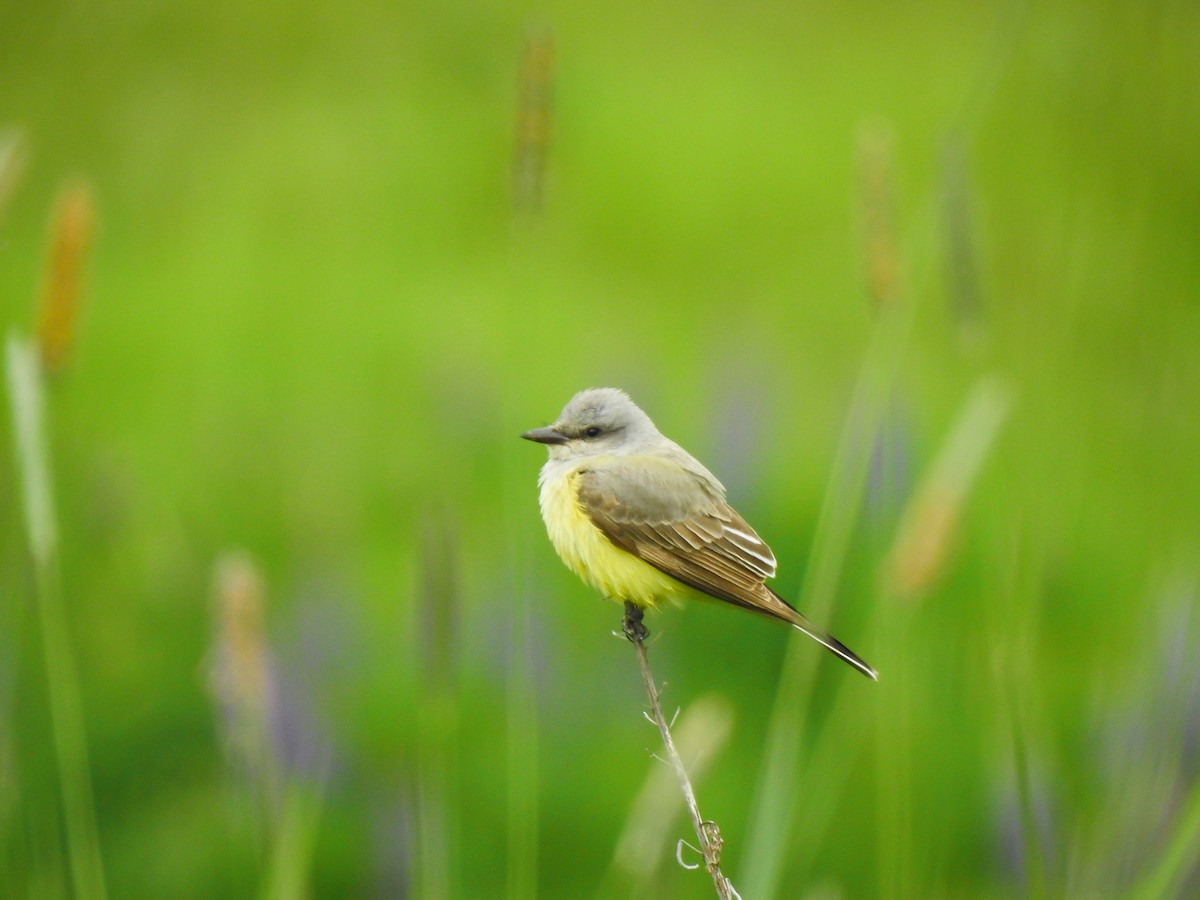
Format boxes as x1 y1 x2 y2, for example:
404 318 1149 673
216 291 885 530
2 1 1198 896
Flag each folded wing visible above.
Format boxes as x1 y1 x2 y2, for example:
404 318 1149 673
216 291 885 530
578 458 877 679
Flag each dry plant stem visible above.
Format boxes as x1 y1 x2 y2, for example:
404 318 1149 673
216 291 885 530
621 602 738 900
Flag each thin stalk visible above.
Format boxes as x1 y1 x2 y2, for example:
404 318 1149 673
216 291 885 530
874 613 914 900
259 780 325 900
1128 735 1200 898
605 692 734 894
621 602 738 900
504 29 555 895
505 586 539 900
1006 681 1048 899
740 300 909 897
6 333 107 899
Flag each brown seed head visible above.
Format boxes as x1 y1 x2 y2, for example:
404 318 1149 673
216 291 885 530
36 180 95 376
857 123 902 310
512 28 556 219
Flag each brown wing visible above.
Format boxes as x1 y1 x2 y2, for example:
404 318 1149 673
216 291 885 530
576 458 779 610
577 458 878 680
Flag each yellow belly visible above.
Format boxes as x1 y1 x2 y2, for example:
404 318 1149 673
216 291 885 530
538 464 687 607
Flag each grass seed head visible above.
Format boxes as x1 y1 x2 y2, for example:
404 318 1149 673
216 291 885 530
36 180 96 376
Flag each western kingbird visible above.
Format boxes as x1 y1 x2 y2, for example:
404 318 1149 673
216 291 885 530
522 387 877 680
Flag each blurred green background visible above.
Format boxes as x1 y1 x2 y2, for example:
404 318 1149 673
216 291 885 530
2 0 1199 896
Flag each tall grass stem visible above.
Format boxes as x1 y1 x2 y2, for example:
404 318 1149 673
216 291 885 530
6 333 107 899
740 299 912 896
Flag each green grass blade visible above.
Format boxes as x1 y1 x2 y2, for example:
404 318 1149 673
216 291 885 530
259 781 325 900
6 332 107 900
505 587 540 900
740 300 912 897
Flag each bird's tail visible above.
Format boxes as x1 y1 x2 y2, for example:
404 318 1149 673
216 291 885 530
766 588 878 680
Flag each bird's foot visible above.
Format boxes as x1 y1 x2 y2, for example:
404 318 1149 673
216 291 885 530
621 601 649 643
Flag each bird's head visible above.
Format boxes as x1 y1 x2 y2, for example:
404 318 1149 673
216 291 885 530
522 387 660 460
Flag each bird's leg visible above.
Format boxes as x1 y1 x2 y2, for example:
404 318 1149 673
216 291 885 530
621 600 649 643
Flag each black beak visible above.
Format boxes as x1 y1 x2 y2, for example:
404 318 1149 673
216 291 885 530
521 426 568 445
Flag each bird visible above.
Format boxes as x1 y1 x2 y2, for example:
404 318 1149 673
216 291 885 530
522 387 877 680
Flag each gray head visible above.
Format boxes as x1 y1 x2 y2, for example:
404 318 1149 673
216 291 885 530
522 388 663 460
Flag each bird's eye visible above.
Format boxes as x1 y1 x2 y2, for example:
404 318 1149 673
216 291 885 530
583 426 602 439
